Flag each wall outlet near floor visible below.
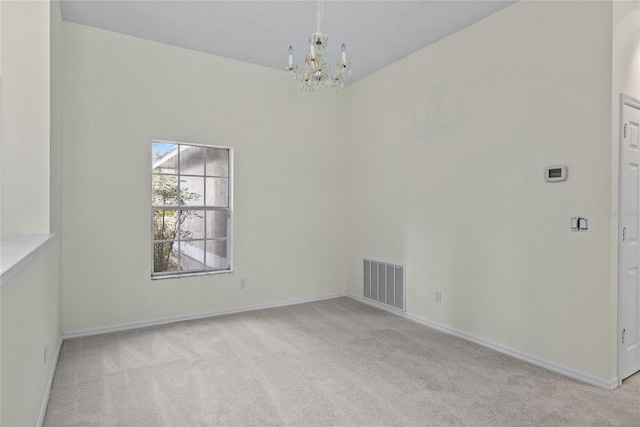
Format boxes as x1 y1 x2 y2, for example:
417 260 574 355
44 343 48 364
435 290 442 302
239 278 246 289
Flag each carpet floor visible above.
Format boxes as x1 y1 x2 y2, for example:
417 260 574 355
44 297 640 426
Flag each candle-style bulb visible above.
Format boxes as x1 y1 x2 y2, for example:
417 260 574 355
341 43 347 62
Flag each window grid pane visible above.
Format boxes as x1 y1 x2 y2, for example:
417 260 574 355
205 147 229 177
179 177 205 206
179 145 204 176
153 242 179 273
152 175 178 206
152 142 178 174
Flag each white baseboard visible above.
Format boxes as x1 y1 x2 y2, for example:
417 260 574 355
38 336 63 427
347 293 617 391
63 293 348 339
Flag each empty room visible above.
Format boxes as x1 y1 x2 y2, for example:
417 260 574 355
1 0 639 425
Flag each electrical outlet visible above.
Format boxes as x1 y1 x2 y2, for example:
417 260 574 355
435 290 442 302
44 343 48 364
239 278 246 289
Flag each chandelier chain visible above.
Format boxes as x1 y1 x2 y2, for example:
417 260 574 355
317 0 324 33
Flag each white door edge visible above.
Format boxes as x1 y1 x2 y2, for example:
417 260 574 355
618 93 640 384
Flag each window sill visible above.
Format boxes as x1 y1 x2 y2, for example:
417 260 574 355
0 233 55 287
151 268 233 280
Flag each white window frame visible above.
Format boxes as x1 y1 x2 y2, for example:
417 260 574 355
151 140 233 279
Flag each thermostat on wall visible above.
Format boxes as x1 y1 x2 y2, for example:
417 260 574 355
545 165 567 182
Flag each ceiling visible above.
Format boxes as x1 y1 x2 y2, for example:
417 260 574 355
60 1 516 84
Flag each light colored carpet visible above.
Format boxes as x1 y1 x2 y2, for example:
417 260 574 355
44 297 640 426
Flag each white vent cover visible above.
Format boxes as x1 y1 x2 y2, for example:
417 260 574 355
363 259 405 311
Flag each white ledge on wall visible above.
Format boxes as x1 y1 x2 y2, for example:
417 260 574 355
0 233 54 286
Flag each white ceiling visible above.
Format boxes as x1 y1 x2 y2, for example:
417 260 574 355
60 1 516 84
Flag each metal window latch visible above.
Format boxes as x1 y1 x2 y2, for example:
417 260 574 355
624 123 628 139
623 227 626 241
622 328 626 344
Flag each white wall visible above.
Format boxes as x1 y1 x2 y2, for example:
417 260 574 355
0 2 64 425
610 0 640 378
0 0 51 239
1 242 61 427
51 0 63 240
61 23 349 333
346 1 614 382
613 1 640 100
1 1 3 419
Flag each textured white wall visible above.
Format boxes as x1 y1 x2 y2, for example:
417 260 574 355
61 23 349 333
345 1 614 381
0 0 51 239
610 0 640 379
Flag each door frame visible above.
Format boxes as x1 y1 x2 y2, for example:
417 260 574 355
618 93 640 385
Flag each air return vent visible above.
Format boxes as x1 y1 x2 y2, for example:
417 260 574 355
363 259 405 311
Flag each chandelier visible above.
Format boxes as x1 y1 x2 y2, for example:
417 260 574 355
285 1 351 91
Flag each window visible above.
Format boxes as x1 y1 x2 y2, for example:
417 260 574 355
151 141 232 277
